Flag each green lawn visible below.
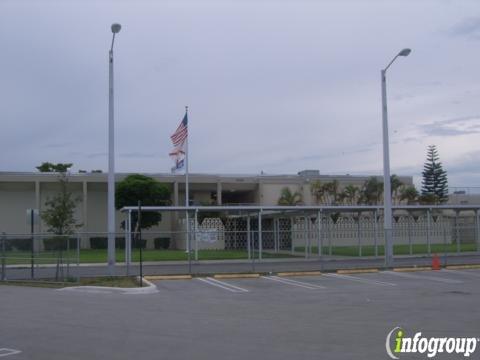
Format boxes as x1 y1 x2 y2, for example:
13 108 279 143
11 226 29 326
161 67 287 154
1 248 296 265
295 243 478 257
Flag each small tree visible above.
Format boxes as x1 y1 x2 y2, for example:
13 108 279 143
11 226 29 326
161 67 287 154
421 145 448 204
115 174 171 230
41 172 80 235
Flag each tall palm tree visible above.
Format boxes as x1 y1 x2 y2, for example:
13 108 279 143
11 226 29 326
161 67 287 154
390 174 403 204
359 177 383 205
278 187 303 205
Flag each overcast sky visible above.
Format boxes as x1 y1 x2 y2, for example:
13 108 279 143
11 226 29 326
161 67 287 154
1 0 479 189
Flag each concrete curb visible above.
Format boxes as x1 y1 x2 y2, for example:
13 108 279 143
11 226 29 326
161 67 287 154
57 277 159 295
337 269 379 274
144 275 192 281
445 264 480 270
393 267 432 272
213 273 260 279
277 271 322 277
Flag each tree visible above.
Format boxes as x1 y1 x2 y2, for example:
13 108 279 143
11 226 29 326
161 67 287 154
278 187 303 205
359 177 383 205
421 145 448 204
390 174 404 204
115 174 171 229
41 172 81 235
399 185 419 205
36 162 73 173
342 185 360 205
310 181 327 204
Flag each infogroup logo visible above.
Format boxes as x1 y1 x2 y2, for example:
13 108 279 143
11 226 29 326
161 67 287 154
385 327 479 359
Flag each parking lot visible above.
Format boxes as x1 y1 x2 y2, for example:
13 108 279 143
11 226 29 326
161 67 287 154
1 269 479 359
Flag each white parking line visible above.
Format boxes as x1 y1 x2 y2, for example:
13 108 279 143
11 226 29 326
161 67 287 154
0 348 21 358
196 277 249 293
262 276 326 290
442 269 480 278
325 273 397 286
382 271 463 284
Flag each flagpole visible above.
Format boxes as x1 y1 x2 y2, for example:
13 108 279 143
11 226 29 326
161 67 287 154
185 106 190 261
185 105 189 208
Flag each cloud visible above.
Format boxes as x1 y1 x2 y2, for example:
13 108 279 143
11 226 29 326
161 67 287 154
419 115 480 137
119 152 156 159
43 142 71 148
450 17 480 40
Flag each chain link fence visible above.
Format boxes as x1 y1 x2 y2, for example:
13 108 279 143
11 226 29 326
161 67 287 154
1 206 479 281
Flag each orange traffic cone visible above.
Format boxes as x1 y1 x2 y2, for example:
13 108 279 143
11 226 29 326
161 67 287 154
432 254 441 270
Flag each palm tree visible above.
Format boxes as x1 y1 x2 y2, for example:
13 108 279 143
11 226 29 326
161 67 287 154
342 185 360 205
359 177 383 205
390 174 403 204
278 187 303 205
399 185 419 205
310 180 326 204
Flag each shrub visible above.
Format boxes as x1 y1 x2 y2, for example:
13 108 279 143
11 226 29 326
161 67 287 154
154 237 170 250
43 237 76 251
89 237 125 249
132 238 147 249
5 238 32 251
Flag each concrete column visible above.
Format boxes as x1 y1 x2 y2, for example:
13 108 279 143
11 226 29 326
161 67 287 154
216 182 222 205
173 182 179 206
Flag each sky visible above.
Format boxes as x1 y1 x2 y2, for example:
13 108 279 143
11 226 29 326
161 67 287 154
1 0 480 190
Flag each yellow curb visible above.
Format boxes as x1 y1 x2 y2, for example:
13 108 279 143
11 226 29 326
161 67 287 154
144 275 192 281
446 264 480 270
337 269 379 274
277 271 322 277
393 267 432 272
213 273 260 279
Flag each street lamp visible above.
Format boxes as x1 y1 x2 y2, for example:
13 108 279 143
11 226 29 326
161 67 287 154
381 48 411 268
108 23 121 275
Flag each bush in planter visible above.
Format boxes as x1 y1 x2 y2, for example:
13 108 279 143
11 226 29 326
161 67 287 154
44 237 76 251
6 238 31 251
90 237 108 249
132 238 147 249
90 236 129 249
154 237 170 250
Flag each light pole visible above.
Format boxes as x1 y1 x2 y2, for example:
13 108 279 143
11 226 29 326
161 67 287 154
381 48 411 268
108 23 121 275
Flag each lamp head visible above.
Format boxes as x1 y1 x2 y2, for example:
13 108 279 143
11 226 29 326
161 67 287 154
398 48 411 57
111 23 122 34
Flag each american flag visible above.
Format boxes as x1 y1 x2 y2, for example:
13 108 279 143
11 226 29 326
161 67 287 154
170 113 188 147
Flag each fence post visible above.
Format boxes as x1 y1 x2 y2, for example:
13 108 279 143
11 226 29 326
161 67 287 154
125 210 130 276
408 215 413 255
317 210 322 257
1 232 5 281
290 217 294 254
247 215 251 260
194 209 198 261
426 209 431 255
138 201 143 285
328 213 332 256
30 209 35 280
66 235 70 279
76 233 80 282
374 210 378 257
476 209 480 252
258 210 262 261
304 216 308 259
455 210 460 254
357 212 362 257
